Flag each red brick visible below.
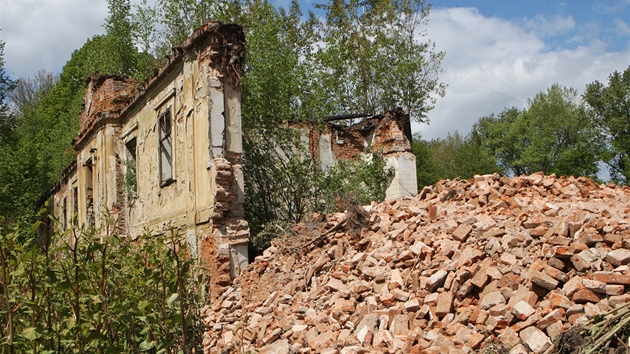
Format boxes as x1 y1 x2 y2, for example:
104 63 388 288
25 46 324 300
435 292 453 318
592 272 630 285
572 289 600 304
452 223 473 242
537 308 565 330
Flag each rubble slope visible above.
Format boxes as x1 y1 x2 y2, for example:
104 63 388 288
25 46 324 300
203 173 630 353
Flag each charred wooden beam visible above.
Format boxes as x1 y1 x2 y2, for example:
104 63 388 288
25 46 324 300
323 113 372 122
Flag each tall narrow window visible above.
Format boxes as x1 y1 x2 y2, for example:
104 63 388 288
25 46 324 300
73 185 79 226
61 198 67 230
125 137 138 198
85 158 94 226
159 109 174 186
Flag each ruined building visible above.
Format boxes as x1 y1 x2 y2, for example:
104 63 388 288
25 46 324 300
44 23 249 298
42 23 418 300
301 111 417 201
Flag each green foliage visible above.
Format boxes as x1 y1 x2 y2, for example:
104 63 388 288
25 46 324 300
472 84 599 178
0 217 204 352
105 0 141 78
315 0 445 122
412 135 442 187
471 108 523 175
245 128 393 253
0 46 35 223
0 42 17 143
156 0 215 53
319 153 394 210
0 1 155 223
413 132 500 188
584 65 630 184
244 129 320 234
122 159 138 200
429 131 499 180
239 0 322 128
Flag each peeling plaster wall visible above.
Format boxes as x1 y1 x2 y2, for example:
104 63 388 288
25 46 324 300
46 23 249 302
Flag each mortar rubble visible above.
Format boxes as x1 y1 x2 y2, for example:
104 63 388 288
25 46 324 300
203 173 630 353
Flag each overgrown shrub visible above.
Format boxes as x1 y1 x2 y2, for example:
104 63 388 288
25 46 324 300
0 214 204 353
244 128 393 255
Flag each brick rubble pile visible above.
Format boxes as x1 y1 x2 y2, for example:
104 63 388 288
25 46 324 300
203 173 630 353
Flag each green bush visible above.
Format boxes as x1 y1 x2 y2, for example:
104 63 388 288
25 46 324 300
0 214 204 353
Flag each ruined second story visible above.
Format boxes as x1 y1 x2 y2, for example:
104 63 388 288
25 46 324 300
44 23 249 299
296 110 418 200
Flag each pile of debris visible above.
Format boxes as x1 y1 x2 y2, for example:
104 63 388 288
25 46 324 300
203 173 630 353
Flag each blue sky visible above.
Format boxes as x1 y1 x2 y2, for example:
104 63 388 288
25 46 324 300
431 0 629 51
1 0 629 140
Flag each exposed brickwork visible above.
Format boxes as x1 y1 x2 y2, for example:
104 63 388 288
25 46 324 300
206 154 249 301
288 113 412 163
331 125 367 160
322 110 412 162
309 127 320 160
200 234 232 301
371 111 411 154
212 156 241 220
74 75 138 149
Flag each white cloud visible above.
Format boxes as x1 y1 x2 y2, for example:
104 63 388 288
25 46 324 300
522 14 576 37
614 18 630 36
416 7 630 140
593 0 630 14
1 0 108 79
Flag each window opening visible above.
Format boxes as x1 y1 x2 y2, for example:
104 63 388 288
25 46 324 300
61 198 67 230
73 185 79 226
159 109 174 186
124 137 138 198
85 158 95 226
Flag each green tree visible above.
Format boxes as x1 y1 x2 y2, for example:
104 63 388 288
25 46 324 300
0 42 17 143
151 0 217 60
413 134 443 187
315 0 445 122
413 131 500 188
0 44 21 221
521 84 598 177
0 1 152 223
0 71 56 222
104 0 138 77
432 131 500 179
472 107 525 175
584 66 630 183
473 85 598 178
